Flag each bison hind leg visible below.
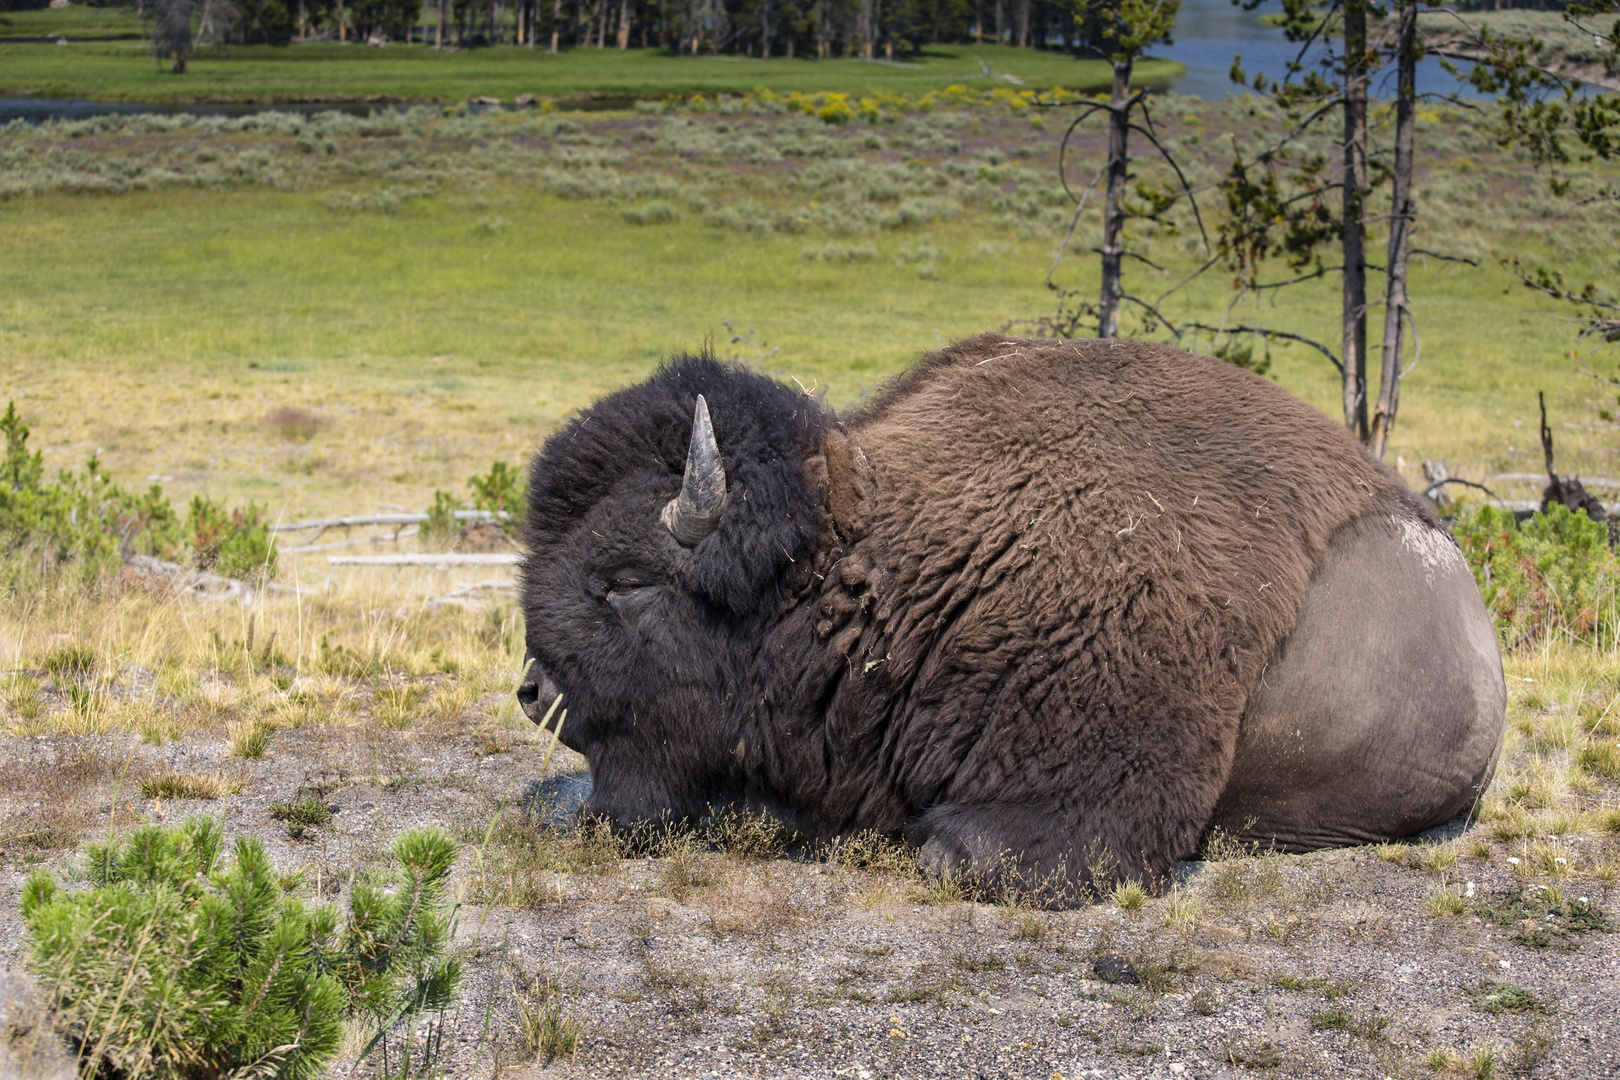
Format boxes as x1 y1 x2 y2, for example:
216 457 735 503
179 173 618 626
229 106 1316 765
910 803 1139 907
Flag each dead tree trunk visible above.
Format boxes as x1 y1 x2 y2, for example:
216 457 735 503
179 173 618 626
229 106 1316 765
616 0 629 47
1098 59 1132 338
1371 0 1416 459
1341 0 1370 441
1016 0 1029 48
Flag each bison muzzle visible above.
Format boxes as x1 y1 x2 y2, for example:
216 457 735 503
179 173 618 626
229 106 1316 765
516 334 1505 895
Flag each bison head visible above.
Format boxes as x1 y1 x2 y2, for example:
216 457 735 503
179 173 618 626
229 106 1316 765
516 357 827 829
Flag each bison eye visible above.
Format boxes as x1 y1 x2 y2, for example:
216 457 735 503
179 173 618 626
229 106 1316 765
597 568 660 615
600 568 655 593
605 580 658 619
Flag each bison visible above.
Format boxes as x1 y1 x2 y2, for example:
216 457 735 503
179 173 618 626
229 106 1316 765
516 334 1505 894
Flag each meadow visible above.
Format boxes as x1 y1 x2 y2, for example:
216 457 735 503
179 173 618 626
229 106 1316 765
2 93 1617 520
0 35 1178 103
1 83 1618 1078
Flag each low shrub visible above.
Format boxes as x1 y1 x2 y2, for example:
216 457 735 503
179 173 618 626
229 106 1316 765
0 402 276 583
21 820 461 1079
1452 503 1619 647
621 199 681 225
22 818 344 1079
187 495 275 581
0 403 181 576
467 459 525 519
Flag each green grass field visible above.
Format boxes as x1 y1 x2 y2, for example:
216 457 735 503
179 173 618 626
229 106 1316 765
0 95 1616 521
0 37 1180 103
0 3 143 40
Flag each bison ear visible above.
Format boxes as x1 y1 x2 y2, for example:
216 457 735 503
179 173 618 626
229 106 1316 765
821 429 871 541
661 394 728 546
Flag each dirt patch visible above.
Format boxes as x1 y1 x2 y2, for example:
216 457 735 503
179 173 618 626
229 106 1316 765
0 712 1615 1080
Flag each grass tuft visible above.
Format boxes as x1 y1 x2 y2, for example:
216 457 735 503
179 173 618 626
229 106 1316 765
1112 879 1149 912
228 718 273 759
1467 981 1547 1015
41 644 96 677
269 794 334 840
518 973 583 1063
138 772 232 800
1426 887 1468 917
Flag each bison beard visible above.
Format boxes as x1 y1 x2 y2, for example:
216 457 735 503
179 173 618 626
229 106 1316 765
517 334 1505 899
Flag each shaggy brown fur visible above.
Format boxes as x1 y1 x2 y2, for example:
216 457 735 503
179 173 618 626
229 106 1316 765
768 334 1429 884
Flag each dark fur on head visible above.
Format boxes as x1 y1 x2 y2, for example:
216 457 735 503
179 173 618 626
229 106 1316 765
519 354 830 824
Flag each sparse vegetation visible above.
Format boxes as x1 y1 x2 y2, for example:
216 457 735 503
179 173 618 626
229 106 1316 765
1112 879 1149 912
1467 981 1548 1015
138 772 232 800
518 970 583 1063
1470 884 1615 949
228 718 273 759
269 794 335 840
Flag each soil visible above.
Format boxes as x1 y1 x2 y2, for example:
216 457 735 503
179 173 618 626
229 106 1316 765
1 718 1617 1080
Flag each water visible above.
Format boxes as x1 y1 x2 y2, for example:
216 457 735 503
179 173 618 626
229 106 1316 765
1157 0 1478 100
0 97 388 125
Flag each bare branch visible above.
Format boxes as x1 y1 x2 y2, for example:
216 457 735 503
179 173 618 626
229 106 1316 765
1130 106 1212 255
1117 292 1185 334
1410 248 1480 266
1178 321 1345 374
1153 253 1224 308
1576 365 1620 388
1398 303 1422 379
1057 103 1111 204
1044 164 1107 287
1093 247 1169 272
1422 477 1501 500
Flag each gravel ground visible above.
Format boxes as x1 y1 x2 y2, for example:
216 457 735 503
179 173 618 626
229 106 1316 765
2 719 1616 1080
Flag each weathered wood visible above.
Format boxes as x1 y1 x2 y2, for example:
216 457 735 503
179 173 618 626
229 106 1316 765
327 554 520 566
270 510 511 534
281 527 420 555
1489 473 1620 488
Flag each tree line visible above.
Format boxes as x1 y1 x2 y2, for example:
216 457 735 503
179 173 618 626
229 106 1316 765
143 0 1104 53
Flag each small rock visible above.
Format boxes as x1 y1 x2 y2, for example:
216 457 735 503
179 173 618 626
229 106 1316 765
1093 954 1139 985
515 92 536 107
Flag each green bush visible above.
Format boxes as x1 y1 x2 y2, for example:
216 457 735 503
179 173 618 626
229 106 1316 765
186 495 276 581
1453 503 1619 646
467 459 524 518
1 402 278 583
0 402 182 576
337 827 462 1037
21 820 462 1079
22 818 343 1080
423 489 464 547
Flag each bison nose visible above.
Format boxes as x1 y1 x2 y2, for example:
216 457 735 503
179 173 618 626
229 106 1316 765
516 658 563 726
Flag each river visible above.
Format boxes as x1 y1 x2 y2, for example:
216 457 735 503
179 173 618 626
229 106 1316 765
1160 0 1478 100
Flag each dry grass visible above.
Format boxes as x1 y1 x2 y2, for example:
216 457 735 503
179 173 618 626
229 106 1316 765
0 742 113 855
1112 880 1149 912
136 772 234 800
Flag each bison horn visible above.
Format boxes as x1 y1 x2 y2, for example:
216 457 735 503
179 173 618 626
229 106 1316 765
661 394 727 545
